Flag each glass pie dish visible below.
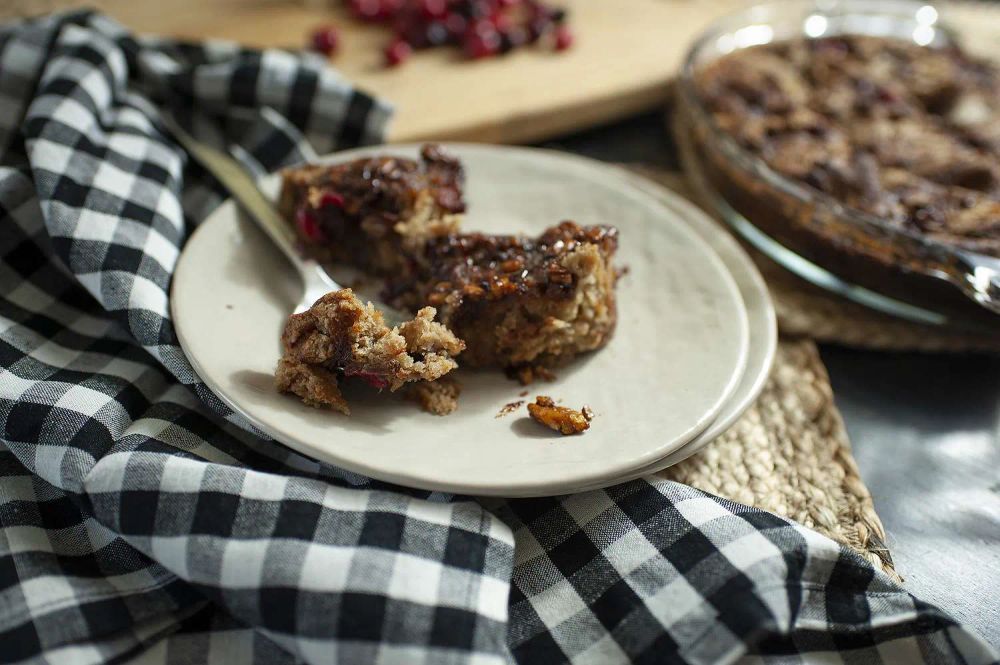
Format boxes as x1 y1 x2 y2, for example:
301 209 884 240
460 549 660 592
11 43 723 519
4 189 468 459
674 0 1000 328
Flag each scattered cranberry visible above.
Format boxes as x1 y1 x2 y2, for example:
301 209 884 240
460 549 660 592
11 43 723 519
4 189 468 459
491 12 512 33
419 0 447 19
468 17 496 37
310 25 340 56
553 25 573 51
465 29 501 59
349 0 383 21
445 12 468 37
296 208 325 243
319 191 344 208
337 0 570 67
385 38 413 66
397 19 431 48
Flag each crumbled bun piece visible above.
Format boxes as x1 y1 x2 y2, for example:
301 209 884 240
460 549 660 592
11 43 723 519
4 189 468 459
507 364 557 386
275 289 464 415
273 361 350 415
405 376 461 416
526 395 591 435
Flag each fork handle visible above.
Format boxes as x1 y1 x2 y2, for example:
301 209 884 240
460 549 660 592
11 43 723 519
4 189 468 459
160 113 337 293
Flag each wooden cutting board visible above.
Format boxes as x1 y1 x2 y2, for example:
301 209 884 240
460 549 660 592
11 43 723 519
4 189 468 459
68 0 1000 144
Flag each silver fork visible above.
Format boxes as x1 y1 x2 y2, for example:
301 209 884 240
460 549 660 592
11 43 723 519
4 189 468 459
161 113 409 321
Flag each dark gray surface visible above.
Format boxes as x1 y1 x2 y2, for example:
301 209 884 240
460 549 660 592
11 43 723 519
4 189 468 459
823 348 1000 648
547 112 1000 649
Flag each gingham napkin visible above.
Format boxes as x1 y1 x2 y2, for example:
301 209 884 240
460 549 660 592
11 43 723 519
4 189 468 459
0 10 996 665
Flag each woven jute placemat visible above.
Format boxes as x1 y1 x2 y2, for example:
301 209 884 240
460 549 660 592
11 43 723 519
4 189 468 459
659 339 895 578
627 165 898 578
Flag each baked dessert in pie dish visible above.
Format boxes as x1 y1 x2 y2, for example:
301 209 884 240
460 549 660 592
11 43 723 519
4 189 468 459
276 144 620 415
675 1 1000 320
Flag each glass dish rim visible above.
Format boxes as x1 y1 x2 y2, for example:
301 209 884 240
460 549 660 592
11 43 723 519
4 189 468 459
675 0 1000 313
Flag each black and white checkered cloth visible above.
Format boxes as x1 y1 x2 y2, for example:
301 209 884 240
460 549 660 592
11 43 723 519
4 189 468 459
0 10 995 665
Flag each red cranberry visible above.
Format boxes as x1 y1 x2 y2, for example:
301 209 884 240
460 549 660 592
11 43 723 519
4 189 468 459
310 25 340 56
381 0 405 16
469 18 497 37
419 0 447 19
385 39 413 66
398 19 431 48
553 25 573 51
349 0 383 21
350 0 571 67
319 191 344 208
296 208 325 243
445 12 468 38
491 12 512 33
465 29 501 59
345 370 389 390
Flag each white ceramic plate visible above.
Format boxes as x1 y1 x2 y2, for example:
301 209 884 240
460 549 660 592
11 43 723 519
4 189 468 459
570 171 777 493
171 144 750 496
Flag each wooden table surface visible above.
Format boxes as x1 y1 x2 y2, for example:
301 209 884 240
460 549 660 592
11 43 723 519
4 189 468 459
20 0 1000 144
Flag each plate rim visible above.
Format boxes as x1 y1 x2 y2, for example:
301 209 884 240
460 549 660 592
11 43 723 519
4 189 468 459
632 169 777 447
563 169 778 494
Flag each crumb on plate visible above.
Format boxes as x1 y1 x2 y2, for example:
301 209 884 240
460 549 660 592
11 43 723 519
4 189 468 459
496 400 525 419
508 364 557 386
527 395 591 435
405 376 461 415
